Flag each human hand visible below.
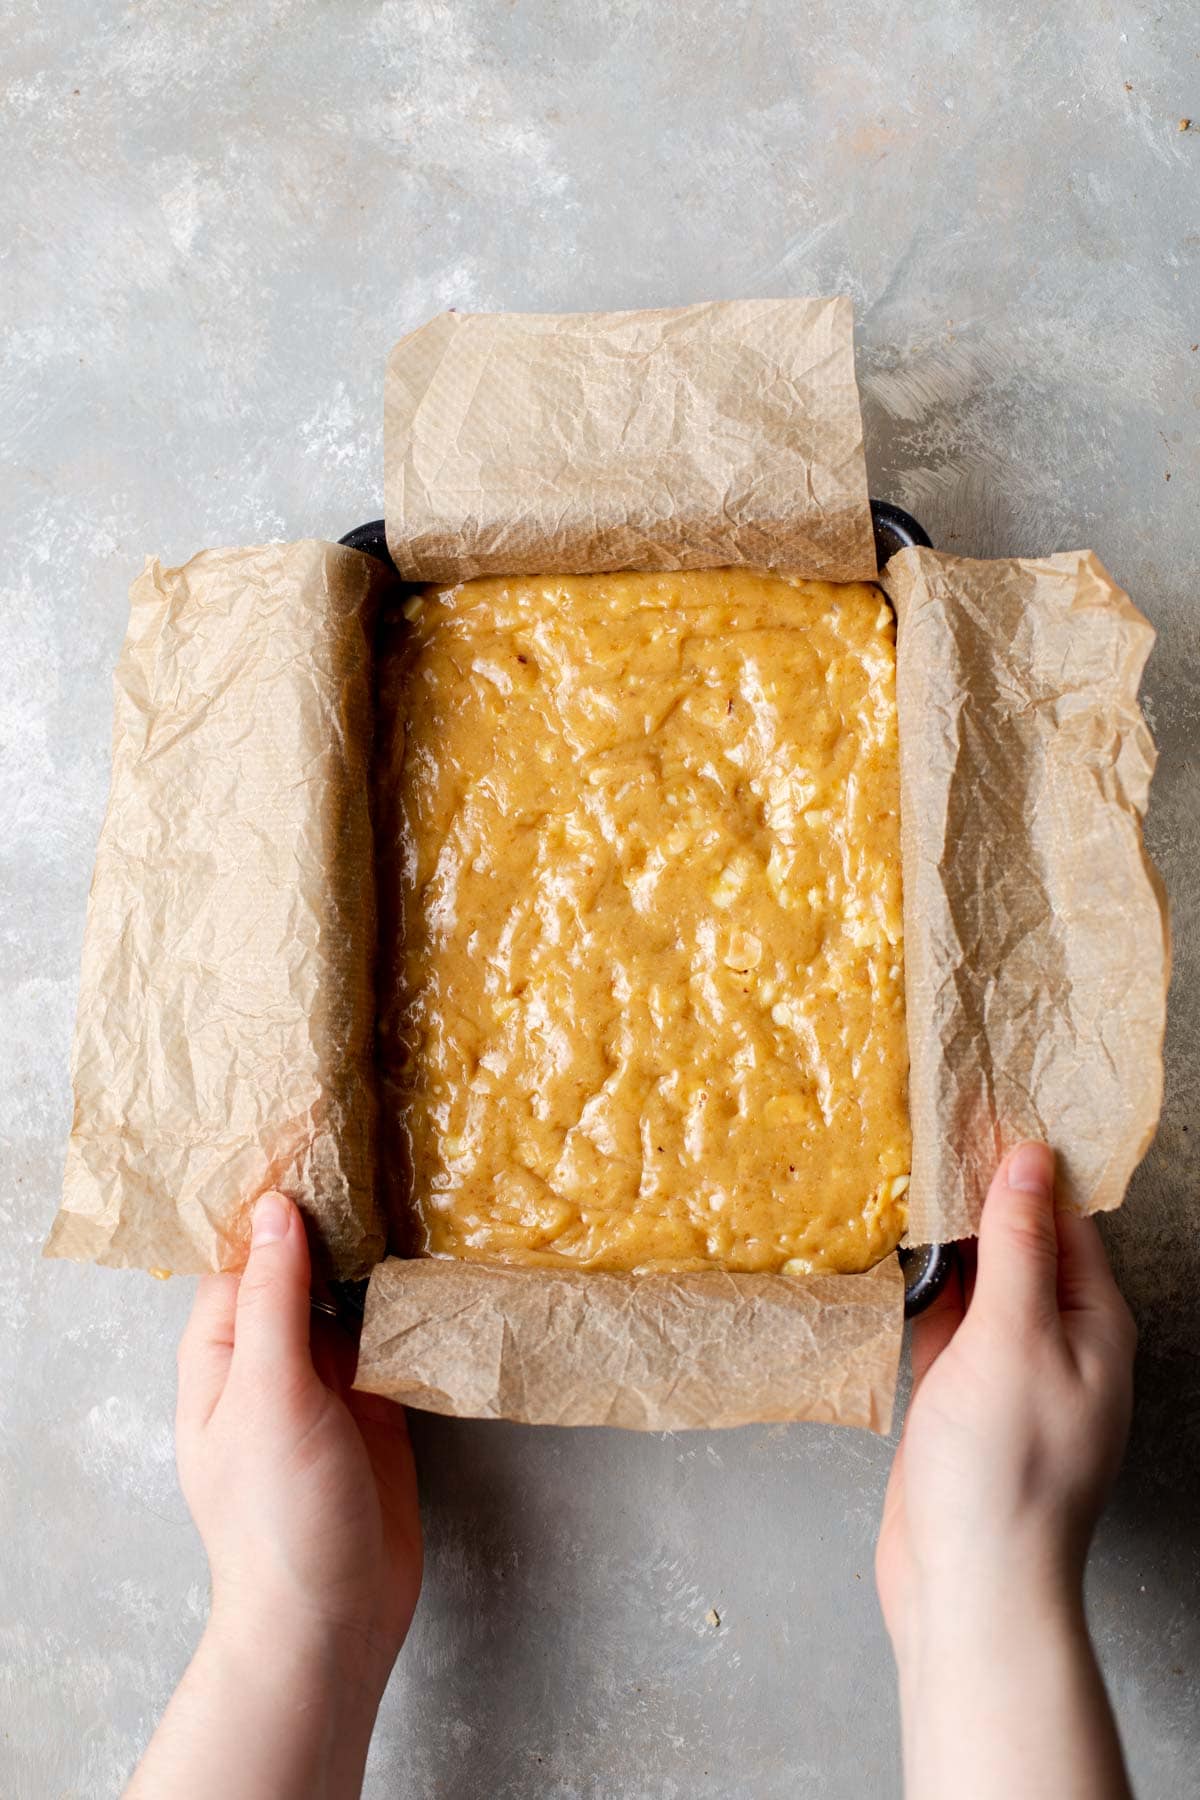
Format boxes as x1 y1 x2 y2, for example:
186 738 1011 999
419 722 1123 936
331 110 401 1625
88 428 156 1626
876 1142 1136 1800
877 1142 1135 1641
126 1195 421 1800
176 1192 422 1697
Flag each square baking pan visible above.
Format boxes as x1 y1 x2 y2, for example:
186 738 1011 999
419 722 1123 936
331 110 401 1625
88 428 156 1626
341 500 954 1321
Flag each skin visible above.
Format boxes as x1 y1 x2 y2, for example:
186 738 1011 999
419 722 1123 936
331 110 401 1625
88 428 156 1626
126 1193 422 1800
877 1142 1137 1800
128 1141 1136 1799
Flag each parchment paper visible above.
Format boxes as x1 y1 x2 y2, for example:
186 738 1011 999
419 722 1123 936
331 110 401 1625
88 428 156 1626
885 546 1169 1243
355 1257 903 1433
49 301 1166 1436
384 299 877 584
358 298 909 1432
358 308 1164 1428
46 541 388 1280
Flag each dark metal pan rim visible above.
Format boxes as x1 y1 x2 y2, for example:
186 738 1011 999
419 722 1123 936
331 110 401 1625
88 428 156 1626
338 499 933 578
341 498 953 1320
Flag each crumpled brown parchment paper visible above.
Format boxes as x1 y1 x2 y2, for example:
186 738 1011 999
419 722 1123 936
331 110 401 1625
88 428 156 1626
46 540 388 1279
49 301 1166 1437
884 545 1169 1245
362 299 904 1431
384 298 877 585
355 1256 902 1433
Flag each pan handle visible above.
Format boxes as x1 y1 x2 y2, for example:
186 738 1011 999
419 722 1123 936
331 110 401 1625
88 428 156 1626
900 1242 957 1318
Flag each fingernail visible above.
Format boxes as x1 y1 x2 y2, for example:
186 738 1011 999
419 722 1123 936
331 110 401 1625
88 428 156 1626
251 1192 290 1245
1007 1142 1055 1199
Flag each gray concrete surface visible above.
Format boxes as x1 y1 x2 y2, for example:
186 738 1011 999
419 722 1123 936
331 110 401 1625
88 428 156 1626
2 3 1197 1795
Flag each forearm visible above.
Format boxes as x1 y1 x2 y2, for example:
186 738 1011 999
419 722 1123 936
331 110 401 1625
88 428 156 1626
896 1575 1132 1800
125 1604 388 1800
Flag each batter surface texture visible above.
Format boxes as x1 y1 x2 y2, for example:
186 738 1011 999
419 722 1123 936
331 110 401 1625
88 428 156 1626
376 567 910 1274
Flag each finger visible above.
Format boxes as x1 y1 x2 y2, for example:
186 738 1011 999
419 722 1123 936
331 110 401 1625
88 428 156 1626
349 1389 421 1519
1057 1210 1137 1358
311 1313 360 1398
176 1274 239 1429
229 1192 313 1382
910 1253 965 1392
351 1386 411 1432
972 1140 1060 1328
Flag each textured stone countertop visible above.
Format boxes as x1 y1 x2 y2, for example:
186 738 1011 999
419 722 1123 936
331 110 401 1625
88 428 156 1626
2 4 1196 1795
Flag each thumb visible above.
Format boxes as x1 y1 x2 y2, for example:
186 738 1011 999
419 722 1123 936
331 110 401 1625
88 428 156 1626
1056 1210 1138 1363
971 1141 1060 1329
230 1192 313 1379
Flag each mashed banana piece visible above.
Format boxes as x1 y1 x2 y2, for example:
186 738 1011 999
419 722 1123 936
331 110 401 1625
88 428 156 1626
376 568 910 1275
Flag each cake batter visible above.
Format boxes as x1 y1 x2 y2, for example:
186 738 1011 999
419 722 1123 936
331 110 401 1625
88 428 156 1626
375 567 910 1275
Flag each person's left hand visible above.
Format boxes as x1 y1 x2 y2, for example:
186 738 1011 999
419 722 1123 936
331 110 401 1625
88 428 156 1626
176 1192 422 1697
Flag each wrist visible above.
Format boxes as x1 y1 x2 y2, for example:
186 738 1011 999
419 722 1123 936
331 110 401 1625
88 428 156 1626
892 1551 1086 1681
891 1559 1130 1800
165 1606 389 1800
205 1586 399 1718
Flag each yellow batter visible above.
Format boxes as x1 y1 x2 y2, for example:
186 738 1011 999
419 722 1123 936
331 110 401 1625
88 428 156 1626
376 567 910 1275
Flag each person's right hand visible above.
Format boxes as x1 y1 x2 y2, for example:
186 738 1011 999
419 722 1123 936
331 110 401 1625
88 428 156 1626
876 1142 1137 1800
877 1140 1136 1649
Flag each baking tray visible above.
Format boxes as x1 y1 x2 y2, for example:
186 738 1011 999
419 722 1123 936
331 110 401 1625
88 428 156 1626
341 501 954 1321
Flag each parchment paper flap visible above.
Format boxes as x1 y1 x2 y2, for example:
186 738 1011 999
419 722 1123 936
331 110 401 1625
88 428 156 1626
886 547 1169 1243
50 302 1168 1437
47 541 389 1279
384 299 877 584
353 1256 903 1433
